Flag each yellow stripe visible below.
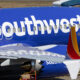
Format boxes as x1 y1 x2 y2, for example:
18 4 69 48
71 26 80 56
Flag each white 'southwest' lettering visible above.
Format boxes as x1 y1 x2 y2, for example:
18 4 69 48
0 15 80 39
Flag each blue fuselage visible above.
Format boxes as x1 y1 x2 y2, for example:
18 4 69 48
39 45 68 77
0 7 80 46
0 7 80 77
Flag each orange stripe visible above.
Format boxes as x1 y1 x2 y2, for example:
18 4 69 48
71 26 80 56
67 27 80 59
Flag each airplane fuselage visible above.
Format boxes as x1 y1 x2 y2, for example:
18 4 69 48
0 7 80 46
0 7 80 78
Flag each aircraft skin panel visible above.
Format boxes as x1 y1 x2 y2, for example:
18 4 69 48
39 63 68 77
44 45 67 55
39 45 68 77
0 7 80 46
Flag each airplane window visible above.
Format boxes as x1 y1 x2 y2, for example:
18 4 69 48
49 26 52 30
18 28 21 32
44 26 47 30
33 26 36 31
60 25 62 29
23 27 25 32
39 27 41 31
55 25 57 29
13 28 15 32
69 26 71 29
69 24 71 29
64 24 67 29
8 29 11 33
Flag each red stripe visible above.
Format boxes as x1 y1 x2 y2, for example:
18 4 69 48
67 32 80 59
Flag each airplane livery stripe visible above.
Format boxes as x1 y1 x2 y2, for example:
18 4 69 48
67 27 80 59
71 27 80 56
